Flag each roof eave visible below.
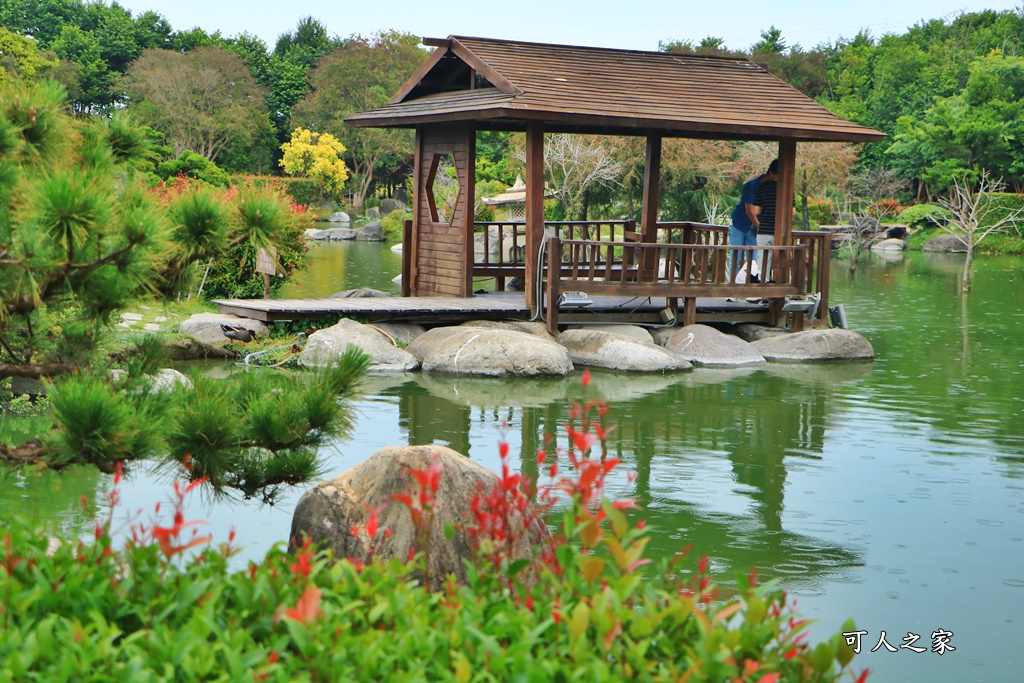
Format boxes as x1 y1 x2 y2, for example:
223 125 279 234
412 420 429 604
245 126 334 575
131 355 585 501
347 106 885 142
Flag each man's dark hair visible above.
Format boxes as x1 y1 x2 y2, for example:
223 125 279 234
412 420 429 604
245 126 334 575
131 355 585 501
766 159 779 175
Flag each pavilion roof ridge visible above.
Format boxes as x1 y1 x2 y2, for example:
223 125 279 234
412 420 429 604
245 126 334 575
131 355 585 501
348 34 885 143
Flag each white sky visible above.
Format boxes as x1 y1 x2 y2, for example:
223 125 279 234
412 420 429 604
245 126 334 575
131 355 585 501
113 0 1024 53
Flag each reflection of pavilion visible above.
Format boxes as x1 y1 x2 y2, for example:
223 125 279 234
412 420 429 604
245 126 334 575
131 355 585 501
384 364 870 580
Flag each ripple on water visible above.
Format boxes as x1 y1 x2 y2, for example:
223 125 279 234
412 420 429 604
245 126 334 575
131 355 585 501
976 519 1004 527
773 562 810 575
1003 579 1024 588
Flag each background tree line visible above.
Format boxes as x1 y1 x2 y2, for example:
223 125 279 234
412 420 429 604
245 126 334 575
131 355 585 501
1 2 1023 220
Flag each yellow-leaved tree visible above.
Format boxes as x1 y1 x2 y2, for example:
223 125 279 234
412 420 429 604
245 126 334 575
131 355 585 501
279 128 349 198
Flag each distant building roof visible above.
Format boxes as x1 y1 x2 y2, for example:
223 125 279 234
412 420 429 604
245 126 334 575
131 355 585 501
347 35 884 143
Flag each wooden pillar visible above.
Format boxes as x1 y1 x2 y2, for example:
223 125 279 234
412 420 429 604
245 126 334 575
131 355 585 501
409 126 423 296
640 135 662 239
640 135 662 280
524 123 545 311
775 138 796 247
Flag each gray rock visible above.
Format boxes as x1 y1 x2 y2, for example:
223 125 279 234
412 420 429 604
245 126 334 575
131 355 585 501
365 207 381 220
733 324 789 343
356 220 384 241
558 328 692 373
751 329 875 362
164 337 235 360
923 233 967 253
328 288 394 299
306 228 357 241
366 322 425 345
565 324 654 344
872 238 905 252
655 324 766 367
380 198 405 214
299 318 420 372
147 368 193 393
290 445 546 585
178 313 268 345
460 320 556 341
407 327 573 377
326 211 351 223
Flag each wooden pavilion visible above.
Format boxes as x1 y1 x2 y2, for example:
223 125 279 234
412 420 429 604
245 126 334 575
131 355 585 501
344 36 884 333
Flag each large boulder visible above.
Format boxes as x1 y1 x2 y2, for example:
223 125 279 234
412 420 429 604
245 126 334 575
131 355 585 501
558 328 692 373
290 445 545 585
178 313 269 345
751 329 874 362
732 324 788 343
871 238 905 252
407 327 573 377
300 318 419 372
923 233 967 253
328 288 394 299
306 227 357 241
564 324 654 344
460 320 557 341
163 337 235 360
654 324 766 367
357 220 384 241
326 211 351 223
367 322 426 345
380 198 405 214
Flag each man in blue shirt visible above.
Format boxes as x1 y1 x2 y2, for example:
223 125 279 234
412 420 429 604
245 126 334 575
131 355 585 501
729 159 778 281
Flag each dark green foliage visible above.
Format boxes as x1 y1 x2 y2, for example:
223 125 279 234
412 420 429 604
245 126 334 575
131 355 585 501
167 188 231 262
45 373 149 472
984 192 1024 227
896 203 950 230
276 177 323 206
379 208 407 243
157 151 231 188
161 352 367 501
804 197 835 227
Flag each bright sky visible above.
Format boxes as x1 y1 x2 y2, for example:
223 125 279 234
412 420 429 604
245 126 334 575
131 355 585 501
113 0 1023 52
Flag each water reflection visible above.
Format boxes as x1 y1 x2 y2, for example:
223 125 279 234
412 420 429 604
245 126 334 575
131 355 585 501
370 365 871 586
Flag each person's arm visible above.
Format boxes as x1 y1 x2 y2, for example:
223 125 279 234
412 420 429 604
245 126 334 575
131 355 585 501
746 203 760 229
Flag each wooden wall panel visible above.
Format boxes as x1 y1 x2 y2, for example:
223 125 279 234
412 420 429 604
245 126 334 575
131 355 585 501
411 124 475 297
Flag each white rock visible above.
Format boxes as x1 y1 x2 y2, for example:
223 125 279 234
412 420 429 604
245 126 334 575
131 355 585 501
558 328 691 372
300 318 419 372
655 324 766 367
408 327 573 377
178 313 269 345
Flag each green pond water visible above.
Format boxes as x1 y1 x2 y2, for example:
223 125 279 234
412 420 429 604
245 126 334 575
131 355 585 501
3 241 1022 682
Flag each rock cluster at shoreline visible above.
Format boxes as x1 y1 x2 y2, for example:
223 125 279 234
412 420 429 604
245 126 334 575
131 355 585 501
179 310 874 377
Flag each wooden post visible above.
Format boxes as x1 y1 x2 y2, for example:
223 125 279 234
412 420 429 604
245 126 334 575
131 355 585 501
640 135 662 281
401 219 412 297
775 139 796 248
545 235 560 336
525 123 545 311
410 126 423 296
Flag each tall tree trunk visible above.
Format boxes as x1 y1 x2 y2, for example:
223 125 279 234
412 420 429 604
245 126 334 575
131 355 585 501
962 247 974 293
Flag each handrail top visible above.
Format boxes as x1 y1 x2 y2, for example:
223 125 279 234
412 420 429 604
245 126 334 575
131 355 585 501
555 237 808 251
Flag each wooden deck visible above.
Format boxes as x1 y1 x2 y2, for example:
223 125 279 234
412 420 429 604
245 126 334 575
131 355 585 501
213 292 773 326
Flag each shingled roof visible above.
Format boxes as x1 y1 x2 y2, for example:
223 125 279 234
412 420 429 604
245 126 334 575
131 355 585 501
346 36 884 142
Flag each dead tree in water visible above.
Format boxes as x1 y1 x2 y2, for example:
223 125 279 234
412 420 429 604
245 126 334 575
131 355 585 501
933 173 1024 294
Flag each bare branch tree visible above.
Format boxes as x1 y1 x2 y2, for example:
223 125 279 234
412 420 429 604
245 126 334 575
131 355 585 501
933 172 1024 293
512 134 621 220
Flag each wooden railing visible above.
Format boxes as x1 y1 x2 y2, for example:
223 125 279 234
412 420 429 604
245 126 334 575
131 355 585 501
473 220 634 290
544 236 810 334
467 219 831 330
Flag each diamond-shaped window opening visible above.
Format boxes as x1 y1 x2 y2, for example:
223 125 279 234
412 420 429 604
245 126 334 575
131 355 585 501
425 153 459 224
